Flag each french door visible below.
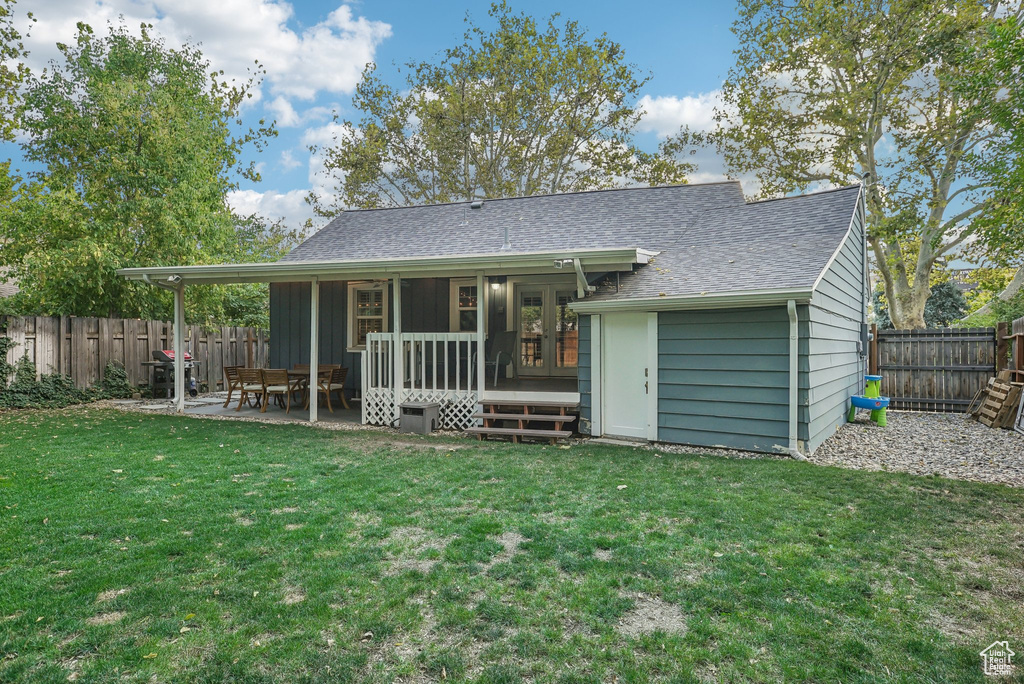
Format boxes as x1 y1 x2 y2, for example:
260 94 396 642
515 284 578 376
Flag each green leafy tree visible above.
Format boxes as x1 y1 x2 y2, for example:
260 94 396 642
0 21 276 321
0 0 31 143
960 17 1024 319
310 2 692 214
0 0 32 261
707 0 1022 329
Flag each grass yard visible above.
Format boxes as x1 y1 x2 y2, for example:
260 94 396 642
1 409 1022 683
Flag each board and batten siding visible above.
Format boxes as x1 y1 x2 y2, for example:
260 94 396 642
657 307 811 453
577 314 592 433
269 278 455 393
805 206 867 452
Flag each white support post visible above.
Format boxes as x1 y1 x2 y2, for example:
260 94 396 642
309 278 320 424
173 284 185 413
392 274 402 425
476 272 485 399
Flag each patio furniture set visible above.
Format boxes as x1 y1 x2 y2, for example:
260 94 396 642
222 364 350 414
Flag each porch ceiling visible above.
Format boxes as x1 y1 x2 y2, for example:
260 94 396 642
117 248 654 286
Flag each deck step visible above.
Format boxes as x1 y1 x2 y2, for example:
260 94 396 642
479 399 579 410
472 412 574 422
465 426 572 444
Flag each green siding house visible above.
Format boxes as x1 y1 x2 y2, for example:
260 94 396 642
120 181 866 456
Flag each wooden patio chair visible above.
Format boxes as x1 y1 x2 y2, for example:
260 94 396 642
223 365 252 408
260 369 304 413
235 368 264 411
305 366 350 412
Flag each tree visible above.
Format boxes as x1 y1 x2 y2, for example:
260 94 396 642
961 16 1024 319
310 2 692 214
0 21 276 322
873 279 967 329
709 0 1023 328
0 0 31 230
0 0 31 143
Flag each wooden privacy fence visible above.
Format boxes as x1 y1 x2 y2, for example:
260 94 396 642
1 315 269 393
871 326 1003 412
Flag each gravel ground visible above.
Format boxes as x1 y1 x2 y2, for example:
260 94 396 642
811 411 1024 488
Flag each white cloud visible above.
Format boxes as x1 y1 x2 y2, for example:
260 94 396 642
14 1 390 103
636 92 724 139
279 149 302 171
302 120 359 197
264 96 334 128
266 96 301 127
228 188 314 226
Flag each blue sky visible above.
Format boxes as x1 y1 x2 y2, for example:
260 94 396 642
4 0 739 231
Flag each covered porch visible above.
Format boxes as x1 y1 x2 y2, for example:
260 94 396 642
117 247 652 427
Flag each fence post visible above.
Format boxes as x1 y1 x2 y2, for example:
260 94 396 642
996 321 1009 373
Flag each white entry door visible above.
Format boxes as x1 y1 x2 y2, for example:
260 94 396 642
601 312 652 439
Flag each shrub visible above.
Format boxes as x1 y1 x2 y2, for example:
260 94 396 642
0 324 135 408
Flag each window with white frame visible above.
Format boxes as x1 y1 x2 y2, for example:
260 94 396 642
348 282 388 349
449 278 480 333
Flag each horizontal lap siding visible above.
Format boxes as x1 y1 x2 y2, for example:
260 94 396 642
658 307 809 454
806 208 866 453
578 315 592 433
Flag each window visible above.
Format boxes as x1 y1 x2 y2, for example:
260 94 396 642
449 278 481 333
348 282 388 349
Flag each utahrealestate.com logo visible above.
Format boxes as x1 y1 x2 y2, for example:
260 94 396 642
980 641 1015 677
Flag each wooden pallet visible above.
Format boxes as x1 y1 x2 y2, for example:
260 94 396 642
469 400 579 444
978 380 1013 427
992 384 1023 429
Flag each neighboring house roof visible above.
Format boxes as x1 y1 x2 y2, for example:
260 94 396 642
0 267 18 298
583 184 863 304
280 181 747 263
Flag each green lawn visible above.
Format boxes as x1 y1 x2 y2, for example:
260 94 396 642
0 409 1021 683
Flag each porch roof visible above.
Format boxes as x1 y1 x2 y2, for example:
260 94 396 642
116 247 654 286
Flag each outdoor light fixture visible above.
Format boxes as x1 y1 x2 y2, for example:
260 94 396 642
166 275 182 284
490 282 500 290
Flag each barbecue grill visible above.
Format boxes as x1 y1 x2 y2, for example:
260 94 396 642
146 349 198 398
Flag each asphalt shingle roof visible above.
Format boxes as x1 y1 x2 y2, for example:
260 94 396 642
586 185 862 301
280 182 747 263
278 181 861 301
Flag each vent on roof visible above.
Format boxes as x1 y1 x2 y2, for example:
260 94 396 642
470 200 483 209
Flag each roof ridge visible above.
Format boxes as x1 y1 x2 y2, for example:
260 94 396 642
332 180 744 214
739 184 862 207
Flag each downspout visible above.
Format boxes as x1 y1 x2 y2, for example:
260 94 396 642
142 274 177 292
787 300 805 460
572 259 596 299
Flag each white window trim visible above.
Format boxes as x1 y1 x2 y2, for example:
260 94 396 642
347 281 389 351
449 277 487 334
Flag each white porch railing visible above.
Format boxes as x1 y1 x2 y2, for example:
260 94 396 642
361 332 481 429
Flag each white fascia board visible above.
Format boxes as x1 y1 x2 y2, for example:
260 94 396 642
570 287 814 313
117 248 648 286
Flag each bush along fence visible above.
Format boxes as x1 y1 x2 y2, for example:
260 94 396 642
867 324 1011 412
0 315 269 396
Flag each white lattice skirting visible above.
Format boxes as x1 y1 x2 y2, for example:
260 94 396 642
361 389 478 430
362 387 396 427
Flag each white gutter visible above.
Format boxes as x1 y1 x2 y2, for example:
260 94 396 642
570 287 813 313
118 248 651 286
787 299 805 460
